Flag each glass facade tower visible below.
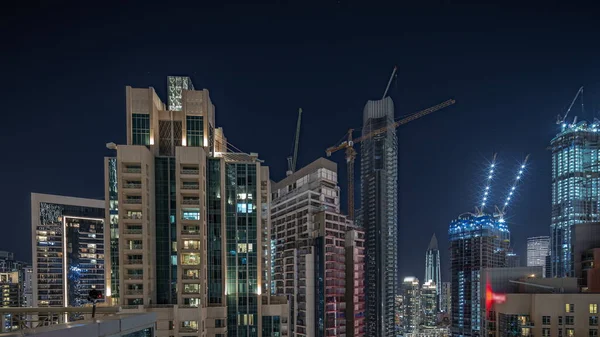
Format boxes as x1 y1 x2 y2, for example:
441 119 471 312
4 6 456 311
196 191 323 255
361 96 397 337
425 233 441 310
550 121 600 277
449 213 509 337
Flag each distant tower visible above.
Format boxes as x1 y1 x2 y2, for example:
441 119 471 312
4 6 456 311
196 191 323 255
421 281 438 327
550 120 600 277
425 233 441 309
506 249 521 267
401 277 420 334
527 236 550 276
361 97 397 337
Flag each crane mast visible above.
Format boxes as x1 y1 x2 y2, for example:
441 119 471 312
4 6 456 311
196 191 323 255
326 99 455 219
286 108 303 176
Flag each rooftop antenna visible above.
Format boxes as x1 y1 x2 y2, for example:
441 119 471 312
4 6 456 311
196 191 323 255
497 154 530 221
478 153 497 215
557 86 584 126
286 108 302 176
382 66 398 99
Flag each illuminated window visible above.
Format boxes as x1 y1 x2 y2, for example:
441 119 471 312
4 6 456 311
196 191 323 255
237 243 253 253
566 304 575 313
237 314 255 326
182 210 200 220
237 203 253 213
181 253 200 265
183 284 200 294
542 328 550 337
566 328 574 337
591 304 598 314
183 240 200 250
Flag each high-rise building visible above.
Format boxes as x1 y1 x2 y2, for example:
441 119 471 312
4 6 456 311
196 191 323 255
506 250 521 268
449 213 509 337
550 121 600 277
440 282 451 315
361 96 397 337
108 77 289 337
402 277 420 334
421 281 438 328
271 158 365 337
31 193 105 311
425 234 441 309
0 271 23 331
527 236 550 276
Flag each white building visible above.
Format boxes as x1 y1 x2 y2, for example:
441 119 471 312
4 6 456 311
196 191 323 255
107 76 289 337
527 236 550 277
402 277 420 334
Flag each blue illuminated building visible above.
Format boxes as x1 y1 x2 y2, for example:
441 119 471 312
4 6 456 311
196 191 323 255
550 120 600 277
449 213 509 337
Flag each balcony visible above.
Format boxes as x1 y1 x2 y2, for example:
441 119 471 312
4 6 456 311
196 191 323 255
124 275 143 280
181 183 200 190
123 183 142 189
181 230 201 236
180 326 199 333
123 229 143 235
124 260 143 265
122 214 143 220
124 167 142 174
182 274 200 280
181 169 199 175
125 290 143 295
123 199 142 205
182 199 200 205
124 244 143 251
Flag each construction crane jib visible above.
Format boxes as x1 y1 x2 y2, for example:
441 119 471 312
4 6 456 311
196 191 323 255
326 98 456 220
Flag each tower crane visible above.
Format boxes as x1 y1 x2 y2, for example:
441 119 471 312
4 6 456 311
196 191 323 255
557 86 584 126
326 99 455 219
286 108 303 176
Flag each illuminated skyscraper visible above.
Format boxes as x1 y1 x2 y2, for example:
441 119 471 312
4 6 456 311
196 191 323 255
425 233 441 309
31 193 105 311
527 236 550 276
107 76 289 337
361 96 397 337
449 213 509 337
421 281 438 328
401 277 420 334
550 121 600 277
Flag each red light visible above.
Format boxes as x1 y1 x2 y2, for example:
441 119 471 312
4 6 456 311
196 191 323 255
486 280 506 311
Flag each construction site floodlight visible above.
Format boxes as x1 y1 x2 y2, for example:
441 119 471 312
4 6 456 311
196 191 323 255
500 154 530 215
478 153 497 214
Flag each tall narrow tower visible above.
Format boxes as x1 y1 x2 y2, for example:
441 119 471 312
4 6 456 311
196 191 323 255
361 96 397 337
424 233 441 309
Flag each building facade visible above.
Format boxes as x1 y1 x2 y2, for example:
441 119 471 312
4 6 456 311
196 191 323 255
550 121 600 277
506 250 521 268
402 277 420 334
107 76 288 337
360 97 397 337
425 234 441 309
422 281 438 328
527 236 550 277
271 158 365 337
448 213 509 337
31 193 105 310
440 282 451 315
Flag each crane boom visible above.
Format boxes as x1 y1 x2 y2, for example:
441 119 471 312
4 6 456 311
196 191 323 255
382 66 398 99
286 108 303 176
557 86 584 125
326 98 455 219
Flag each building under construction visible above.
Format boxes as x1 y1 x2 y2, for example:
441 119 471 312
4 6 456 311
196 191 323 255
449 155 529 337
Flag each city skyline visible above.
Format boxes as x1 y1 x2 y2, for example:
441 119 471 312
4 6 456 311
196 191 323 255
3 2 600 282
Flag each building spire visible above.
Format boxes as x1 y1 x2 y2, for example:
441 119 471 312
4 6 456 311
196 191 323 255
428 233 438 250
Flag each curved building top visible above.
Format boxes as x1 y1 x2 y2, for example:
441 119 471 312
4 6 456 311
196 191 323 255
363 96 394 125
448 212 509 241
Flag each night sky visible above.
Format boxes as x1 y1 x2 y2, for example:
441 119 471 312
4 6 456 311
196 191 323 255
2 1 600 283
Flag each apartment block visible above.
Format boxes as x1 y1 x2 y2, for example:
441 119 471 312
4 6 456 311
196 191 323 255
31 193 105 311
271 158 365 337
107 76 288 337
